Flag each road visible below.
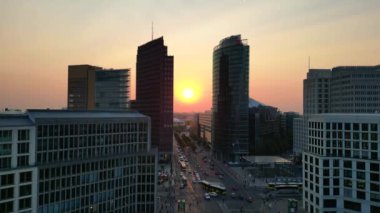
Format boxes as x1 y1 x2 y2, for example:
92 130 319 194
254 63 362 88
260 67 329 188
168 133 305 213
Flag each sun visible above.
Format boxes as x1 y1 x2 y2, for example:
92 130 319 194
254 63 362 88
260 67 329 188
182 88 194 100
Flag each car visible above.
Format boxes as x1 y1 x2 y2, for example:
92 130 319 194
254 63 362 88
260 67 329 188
204 193 211 200
231 192 236 199
246 196 253 203
180 183 186 189
218 175 223 179
209 192 218 197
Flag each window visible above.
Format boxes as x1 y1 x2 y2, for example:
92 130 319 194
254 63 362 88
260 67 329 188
17 130 29 141
1 174 14 186
0 187 14 199
19 197 31 210
20 172 32 183
17 156 29 167
357 191 366 199
19 185 31 196
0 144 12 155
0 201 13 213
0 130 12 142
344 200 361 212
17 143 29 154
357 161 365 170
324 199 336 208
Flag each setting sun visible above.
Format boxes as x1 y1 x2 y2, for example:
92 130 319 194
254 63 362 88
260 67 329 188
175 80 202 104
183 88 194 100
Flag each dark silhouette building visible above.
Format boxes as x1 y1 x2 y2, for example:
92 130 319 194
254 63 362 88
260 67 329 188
212 35 249 161
135 37 173 158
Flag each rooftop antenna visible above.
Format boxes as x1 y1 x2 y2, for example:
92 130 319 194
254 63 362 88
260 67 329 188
151 21 154 40
308 56 310 70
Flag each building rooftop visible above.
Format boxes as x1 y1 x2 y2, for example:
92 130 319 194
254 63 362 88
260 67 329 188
214 34 248 51
310 113 380 122
243 156 291 164
0 114 33 127
27 109 147 120
0 110 148 127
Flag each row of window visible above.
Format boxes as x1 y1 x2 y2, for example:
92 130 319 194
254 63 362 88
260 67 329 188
309 122 378 132
0 198 31 213
0 129 30 143
37 122 148 138
0 172 32 187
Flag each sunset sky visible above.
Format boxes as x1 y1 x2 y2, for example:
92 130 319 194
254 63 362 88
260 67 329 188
1 0 380 113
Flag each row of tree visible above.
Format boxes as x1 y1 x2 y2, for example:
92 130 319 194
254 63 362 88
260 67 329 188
174 133 197 152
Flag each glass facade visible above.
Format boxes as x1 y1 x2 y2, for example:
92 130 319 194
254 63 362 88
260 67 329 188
212 35 249 160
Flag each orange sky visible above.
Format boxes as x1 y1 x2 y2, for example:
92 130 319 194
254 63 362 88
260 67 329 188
1 1 380 113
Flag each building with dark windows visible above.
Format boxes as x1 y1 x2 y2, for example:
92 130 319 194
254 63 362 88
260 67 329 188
303 69 331 115
68 65 130 110
134 37 173 159
212 35 249 161
330 65 380 113
0 110 158 213
294 65 380 155
303 114 380 213
198 110 212 146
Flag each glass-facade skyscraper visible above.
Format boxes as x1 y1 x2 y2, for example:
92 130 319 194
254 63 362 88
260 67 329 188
212 35 249 161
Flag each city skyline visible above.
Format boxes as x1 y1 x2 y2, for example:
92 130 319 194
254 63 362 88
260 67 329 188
1 1 380 113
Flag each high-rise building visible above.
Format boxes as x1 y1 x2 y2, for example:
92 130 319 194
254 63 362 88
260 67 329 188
135 37 173 157
68 64 130 110
294 65 380 155
198 110 212 146
303 69 331 115
303 114 380 213
0 110 158 213
212 35 249 161
330 65 380 113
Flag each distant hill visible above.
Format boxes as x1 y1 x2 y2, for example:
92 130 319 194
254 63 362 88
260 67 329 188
249 98 265 108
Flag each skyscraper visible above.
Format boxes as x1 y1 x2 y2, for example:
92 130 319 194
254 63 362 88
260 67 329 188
212 35 249 161
67 64 130 110
303 69 331 115
294 65 380 155
135 37 173 158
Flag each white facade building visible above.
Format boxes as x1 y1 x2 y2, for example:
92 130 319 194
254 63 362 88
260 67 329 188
0 110 158 213
303 114 380 213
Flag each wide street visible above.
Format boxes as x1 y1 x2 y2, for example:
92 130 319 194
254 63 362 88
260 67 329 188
158 133 305 213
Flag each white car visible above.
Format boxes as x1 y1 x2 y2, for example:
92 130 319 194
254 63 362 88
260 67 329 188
204 193 211 200
209 192 218 197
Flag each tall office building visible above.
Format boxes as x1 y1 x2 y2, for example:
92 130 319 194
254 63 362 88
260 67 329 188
303 114 380 213
330 65 380 113
135 37 173 157
303 69 331 115
198 111 212 146
68 65 130 110
0 110 158 213
212 35 249 161
294 65 380 155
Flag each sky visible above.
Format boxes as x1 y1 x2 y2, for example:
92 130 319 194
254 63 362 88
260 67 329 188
1 0 380 113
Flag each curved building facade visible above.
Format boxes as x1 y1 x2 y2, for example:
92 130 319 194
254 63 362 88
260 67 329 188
212 35 249 161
